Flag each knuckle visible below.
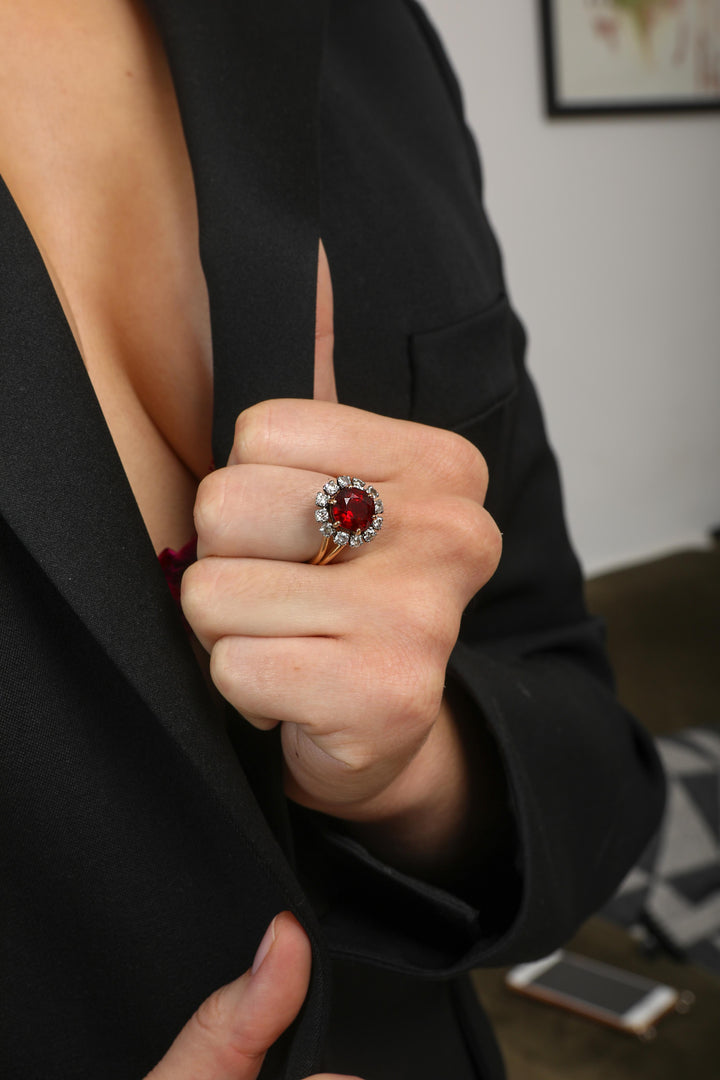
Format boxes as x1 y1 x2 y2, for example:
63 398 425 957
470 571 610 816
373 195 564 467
397 661 444 731
191 983 264 1071
425 428 489 492
381 638 445 731
438 500 502 584
425 600 462 655
444 497 487 552
429 498 487 576
209 643 277 727
179 559 202 612
464 513 502 596
180 559 218 632
397 585 457 653
209 637 236 699
193 470 227 545
194 983 232 1039
413 424 449 472
481 518 505 587
453 436 489 492
233 400 274 463
483 515 503 577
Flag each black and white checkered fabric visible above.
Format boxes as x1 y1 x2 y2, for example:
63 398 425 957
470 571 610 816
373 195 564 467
603 727 720 975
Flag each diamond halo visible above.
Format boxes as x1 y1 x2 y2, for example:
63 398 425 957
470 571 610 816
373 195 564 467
310 476 384 564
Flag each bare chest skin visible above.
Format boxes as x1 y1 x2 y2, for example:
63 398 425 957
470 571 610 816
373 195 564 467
0 0 335 555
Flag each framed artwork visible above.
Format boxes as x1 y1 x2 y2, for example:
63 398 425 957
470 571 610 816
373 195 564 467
541 0 720 114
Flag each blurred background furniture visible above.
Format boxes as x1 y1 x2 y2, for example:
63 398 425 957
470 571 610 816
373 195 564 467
471 538 720 1078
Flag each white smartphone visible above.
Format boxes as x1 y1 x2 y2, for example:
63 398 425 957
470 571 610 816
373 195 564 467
506 950 679 1037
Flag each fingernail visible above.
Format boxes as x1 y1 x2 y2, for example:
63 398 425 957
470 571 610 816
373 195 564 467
251 915 278 975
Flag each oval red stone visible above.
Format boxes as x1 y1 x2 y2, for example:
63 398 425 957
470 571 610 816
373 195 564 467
330 487 375 533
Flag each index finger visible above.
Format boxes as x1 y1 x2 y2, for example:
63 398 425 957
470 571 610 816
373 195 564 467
227 398 460 482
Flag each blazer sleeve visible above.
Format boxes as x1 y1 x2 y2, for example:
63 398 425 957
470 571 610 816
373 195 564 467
291 339 664 975
288 2 666 977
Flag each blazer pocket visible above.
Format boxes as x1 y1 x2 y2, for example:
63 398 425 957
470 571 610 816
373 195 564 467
409 294 517 432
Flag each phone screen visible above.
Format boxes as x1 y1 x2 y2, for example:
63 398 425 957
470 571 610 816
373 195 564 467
531 956 655 1016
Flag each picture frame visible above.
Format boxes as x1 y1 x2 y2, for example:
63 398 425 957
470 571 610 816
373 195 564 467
541 0 720 115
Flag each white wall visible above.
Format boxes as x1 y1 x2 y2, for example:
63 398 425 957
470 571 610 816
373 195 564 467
423 0 720 575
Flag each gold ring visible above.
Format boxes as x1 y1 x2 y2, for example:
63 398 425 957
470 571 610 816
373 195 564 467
309 476 384 566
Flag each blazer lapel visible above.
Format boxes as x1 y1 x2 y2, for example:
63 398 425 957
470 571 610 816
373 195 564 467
0 175 220 768
150 9 333 1066
0 174 327 1065
0 0 327 775
0 6 330 1070
147 0 327 463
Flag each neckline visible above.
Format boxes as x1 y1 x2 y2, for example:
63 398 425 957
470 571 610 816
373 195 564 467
0 1 208 399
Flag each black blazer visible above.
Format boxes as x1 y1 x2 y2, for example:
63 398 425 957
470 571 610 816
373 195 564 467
0 2 664 1077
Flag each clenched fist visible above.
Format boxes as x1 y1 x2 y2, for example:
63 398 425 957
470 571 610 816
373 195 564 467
182 399 502 872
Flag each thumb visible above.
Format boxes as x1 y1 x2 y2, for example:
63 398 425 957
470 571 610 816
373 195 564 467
145 911 312 1080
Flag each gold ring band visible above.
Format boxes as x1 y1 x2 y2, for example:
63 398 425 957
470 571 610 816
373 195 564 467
309 537 348 566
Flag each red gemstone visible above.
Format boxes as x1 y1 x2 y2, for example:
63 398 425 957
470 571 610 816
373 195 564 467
330 487 375 532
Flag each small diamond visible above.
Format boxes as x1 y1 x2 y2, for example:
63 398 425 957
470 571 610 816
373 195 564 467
315 508 329 522
362 527 376 543
316 491 328 507
335 531 350 546
372 515 383 531
349 533 364 548
373 498 384 514
338 475 351 487
366 486 379 499
320 523 335 537
351 478 364 489
324 478 340 496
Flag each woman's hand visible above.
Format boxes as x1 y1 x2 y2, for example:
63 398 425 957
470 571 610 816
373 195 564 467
146 911 360 1080
182 398 502 867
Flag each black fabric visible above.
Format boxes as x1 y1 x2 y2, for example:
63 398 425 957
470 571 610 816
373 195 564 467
323 965 497 1079
144 0 326 460
0 2 664 1078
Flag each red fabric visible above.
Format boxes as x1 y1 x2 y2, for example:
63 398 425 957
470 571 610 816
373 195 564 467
158 535 198 612
158 462 213 614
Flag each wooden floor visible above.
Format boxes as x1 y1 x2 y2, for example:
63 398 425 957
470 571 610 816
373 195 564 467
471 540 720 1078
